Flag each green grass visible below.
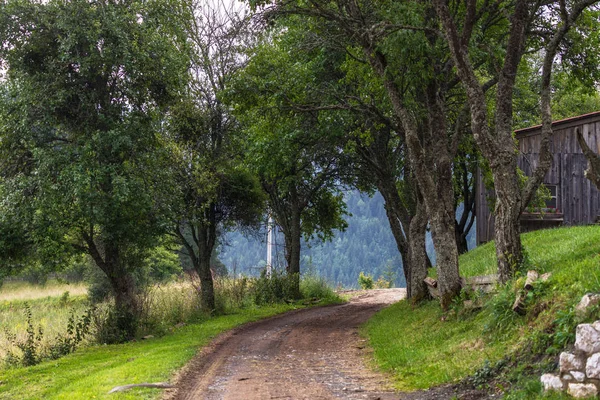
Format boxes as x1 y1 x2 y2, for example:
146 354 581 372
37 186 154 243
363 225 600 397
0 304 302 400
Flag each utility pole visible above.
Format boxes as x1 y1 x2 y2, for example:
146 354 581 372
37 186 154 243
266 215 273 278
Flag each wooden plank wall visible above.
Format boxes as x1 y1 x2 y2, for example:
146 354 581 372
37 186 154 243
476 117 600 245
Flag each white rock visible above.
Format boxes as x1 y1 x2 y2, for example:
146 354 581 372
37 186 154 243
561 352 585 372
568 383 598 398
593 321 600 332
587 353 600 378
576 294 600 315
576 324 600 354
541 374 564 391
572 371 586 382
563 373 574 382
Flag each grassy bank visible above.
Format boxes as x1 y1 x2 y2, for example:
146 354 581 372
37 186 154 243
363 225 600 398
0 304 301 400
0 274 342 399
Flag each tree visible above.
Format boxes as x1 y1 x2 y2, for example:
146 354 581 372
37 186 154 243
0 0 188 340
229 28 348 295
433 0 599 282
255 0 469 307
168 0 265 311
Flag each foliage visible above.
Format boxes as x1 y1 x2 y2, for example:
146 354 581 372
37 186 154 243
0 0 189 338
358 272 374 290
300 275 339 302
46 308 93 361
373 262 398 289
214 276 252 313
252 269 300 305
3 304 43 367
93 307 139 346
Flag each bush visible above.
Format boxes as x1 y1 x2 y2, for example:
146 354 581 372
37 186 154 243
358 271 374 289
252 269 299 305
214 276 252 313
300 275 337 300
137 282 203 335
93 305 138 344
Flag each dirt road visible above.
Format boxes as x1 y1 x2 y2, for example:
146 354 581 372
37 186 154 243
165 289 490 400
166 289 404 400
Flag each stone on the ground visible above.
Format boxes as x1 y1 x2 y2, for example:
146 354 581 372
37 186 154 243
586 353 600 379
541 374 564 391
576 324 600 354
576 294 600 316
561 352 585 372
563 373 574 382
568 383 598 398
572 371 586 382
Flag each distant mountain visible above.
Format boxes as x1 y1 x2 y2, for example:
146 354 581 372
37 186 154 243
218 190 476 289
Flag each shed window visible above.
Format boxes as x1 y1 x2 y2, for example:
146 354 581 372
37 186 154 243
545 185 558 209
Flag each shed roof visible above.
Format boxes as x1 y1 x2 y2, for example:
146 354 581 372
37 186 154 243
515 110 600 137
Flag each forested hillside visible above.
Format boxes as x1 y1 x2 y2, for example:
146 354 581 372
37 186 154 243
219 191 476 288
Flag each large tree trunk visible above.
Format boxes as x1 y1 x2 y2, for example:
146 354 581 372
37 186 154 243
195 205 217 312
378 180 412 295
432 0 529 284
408 195 429 304
196 251 215 311
360 42 461 308
85 236 138 342
284 207 302 298
493 168 524 282
432 0 591 282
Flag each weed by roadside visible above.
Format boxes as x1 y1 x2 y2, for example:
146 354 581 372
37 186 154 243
3 303 92 368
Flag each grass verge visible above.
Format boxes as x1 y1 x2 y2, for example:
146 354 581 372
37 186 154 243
0 303 311 399
363 225 600 398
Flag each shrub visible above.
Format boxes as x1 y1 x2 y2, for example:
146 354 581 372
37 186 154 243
374 276 392 289
137 282 203 335
252 269 299 305
358 272 374 289
93 305 138 344
300 275 337 300
47 308 93 360
214 276 252 313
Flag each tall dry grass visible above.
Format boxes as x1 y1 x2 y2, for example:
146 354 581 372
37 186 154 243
0 280 87 302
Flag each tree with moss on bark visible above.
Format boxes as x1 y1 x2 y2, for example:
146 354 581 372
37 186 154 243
433 0 600 282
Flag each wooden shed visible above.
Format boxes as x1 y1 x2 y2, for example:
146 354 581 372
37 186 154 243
476 111 600 245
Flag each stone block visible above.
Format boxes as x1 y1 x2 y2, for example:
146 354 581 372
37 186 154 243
576 324 600 354
587 353 600 379
576 294 600 316
561 352 585 372
568 383 598 398
572 371 586 382
541 374 564 391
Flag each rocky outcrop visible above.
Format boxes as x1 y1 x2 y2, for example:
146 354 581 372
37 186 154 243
541 294 600 398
